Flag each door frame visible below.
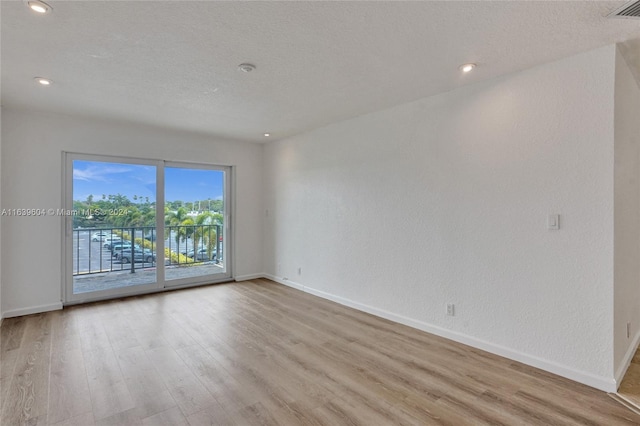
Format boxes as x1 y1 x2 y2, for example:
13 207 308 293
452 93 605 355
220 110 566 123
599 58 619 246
163 161 232 288
62 152 233 305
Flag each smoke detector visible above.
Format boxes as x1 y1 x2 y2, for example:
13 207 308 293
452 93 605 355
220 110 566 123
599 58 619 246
238 63 256 73
608 1 640 19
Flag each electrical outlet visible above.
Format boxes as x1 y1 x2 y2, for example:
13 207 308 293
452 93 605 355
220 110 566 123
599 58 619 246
446 304 455 316
298 267 302 275
628 322 631 339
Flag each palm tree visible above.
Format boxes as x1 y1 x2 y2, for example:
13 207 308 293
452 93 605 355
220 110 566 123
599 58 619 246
191 212 216 259
142 210 155 226
211 213 223 225
165 207 188 226
126 209 144 227
165 207 193 249
179 218 195 248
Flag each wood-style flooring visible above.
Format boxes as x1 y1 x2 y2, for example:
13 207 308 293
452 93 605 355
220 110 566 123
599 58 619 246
618 346 640 412
1 279 638 425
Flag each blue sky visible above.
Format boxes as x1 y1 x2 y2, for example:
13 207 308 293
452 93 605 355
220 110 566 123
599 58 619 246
73 160 224 203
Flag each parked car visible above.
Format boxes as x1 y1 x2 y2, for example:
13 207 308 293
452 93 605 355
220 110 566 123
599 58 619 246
119 248 156 264
91 231 117 242
187 248 217 261
111 242 139 256
181 244 206 256
103 236 122 249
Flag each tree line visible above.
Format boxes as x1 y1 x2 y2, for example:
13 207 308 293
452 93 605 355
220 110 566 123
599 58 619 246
73 194 223 229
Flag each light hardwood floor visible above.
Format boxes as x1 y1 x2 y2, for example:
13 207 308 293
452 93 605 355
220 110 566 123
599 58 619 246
618 346 640 411
1 278 638 425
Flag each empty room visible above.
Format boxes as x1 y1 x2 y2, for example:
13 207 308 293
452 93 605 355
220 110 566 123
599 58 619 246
2 1 640 425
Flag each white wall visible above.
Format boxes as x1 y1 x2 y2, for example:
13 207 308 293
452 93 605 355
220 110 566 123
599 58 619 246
0 105 3 321
1 108 263 316
0 0 3 323
613 45 640 383
264 46 617 390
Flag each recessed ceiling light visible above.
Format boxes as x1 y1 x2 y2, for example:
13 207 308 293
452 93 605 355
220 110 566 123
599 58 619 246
27 0 51 14
264 133 270 137
460 63 476 73
34 77 52 86
238 63 256 73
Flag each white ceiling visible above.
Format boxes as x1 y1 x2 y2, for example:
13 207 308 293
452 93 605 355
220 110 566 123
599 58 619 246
2 1 640 143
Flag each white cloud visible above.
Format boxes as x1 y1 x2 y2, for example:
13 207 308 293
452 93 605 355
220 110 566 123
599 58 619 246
73 164 133 182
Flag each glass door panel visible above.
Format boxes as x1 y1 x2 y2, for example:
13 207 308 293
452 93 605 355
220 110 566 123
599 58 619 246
65 155 231 304
164 165 230 284
70 158 158 299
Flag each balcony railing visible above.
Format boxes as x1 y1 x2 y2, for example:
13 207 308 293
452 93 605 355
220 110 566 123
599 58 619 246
72 224 222 276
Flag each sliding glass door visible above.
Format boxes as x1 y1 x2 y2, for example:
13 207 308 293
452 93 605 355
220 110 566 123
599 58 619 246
65 154 231 303
164 164 229 285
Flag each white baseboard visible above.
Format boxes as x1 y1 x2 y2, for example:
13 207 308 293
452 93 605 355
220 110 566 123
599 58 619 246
235 273 266 282
614 329 640 390
264 274 304 291
3 302 63 318
262 274 617 393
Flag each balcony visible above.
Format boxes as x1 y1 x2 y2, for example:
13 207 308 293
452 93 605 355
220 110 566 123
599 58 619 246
72 224 223 294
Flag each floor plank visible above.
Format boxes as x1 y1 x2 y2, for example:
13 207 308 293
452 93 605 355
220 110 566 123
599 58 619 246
1 314 53 425
0 279 638 425
619 357 640 409
84 347 135 421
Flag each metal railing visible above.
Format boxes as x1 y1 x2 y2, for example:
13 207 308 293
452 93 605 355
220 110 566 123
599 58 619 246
72 224 222 276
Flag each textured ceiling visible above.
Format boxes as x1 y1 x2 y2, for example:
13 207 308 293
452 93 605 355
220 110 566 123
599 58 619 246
2 1 640 143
